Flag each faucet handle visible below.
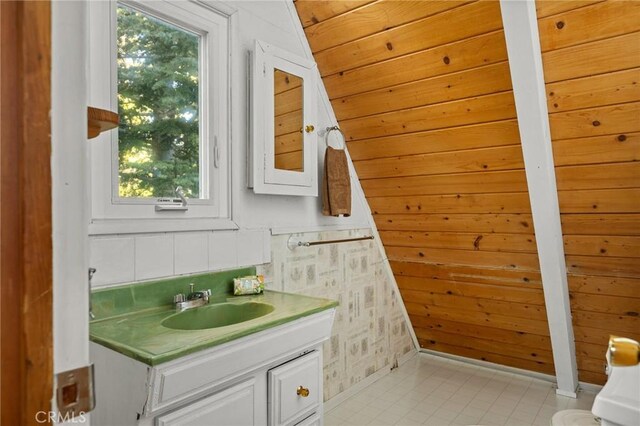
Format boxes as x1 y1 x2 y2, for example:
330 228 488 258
174 294 185 303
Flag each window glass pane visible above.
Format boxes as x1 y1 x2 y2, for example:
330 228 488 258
117 5 200 198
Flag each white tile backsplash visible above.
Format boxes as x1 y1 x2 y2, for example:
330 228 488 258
174 232 209 275
237 229 267 267
134 234 174 281
89 229 273 287
90 237 135 287
209 231 238 270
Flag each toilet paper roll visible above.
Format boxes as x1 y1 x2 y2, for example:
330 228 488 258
609 336 640 367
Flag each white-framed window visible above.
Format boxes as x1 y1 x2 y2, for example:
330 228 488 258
88 0 233 234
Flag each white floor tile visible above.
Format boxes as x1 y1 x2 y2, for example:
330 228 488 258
461 405 487 418
414 405 440 417
329 404 358 420
342 399 368 413
431 408 458 421
479 411 510 426
504 418 531 426
324 353 598 426
467 398 493 411
370 398 400 410
346 408 376 424
402 408 431 423
394 416 424 426
509 407 537 423
325 413 345 426
394 398 421 411
451 413 481 425
533 412 554 426
474 390 501 403
514 401 543 415
487 402 516 417
376 409 405 424
423 416 452 426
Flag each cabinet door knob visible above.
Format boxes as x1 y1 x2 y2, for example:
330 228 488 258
305 125 315 133
296 386 310 397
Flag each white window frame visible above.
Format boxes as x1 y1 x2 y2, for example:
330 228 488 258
88 0 234 235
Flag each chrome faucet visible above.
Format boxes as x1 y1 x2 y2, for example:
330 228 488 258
174 283 212 311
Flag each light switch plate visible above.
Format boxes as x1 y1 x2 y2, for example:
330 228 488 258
56 364 95 418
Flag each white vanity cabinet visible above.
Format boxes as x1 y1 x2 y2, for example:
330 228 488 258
91 309 334 426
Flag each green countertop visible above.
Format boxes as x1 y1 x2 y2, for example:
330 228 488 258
89 268 338 366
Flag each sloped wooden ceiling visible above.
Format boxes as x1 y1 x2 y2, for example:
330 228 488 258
535 0 640 385
295 0 554 376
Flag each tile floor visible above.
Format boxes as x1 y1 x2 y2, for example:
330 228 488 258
324 353 597 426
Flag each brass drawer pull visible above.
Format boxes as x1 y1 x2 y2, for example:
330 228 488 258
304 125 315 133
296 386 309 397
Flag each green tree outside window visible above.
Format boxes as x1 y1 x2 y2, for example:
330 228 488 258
117 5 200 198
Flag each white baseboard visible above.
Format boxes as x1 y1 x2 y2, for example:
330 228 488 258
324 349 417 412
419 349 558 383
578 381 603 394
419 350 603 395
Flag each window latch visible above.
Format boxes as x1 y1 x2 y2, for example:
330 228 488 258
155 186 189 212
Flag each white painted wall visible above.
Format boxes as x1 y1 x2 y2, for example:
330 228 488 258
51 0 92 422
89 0 372 287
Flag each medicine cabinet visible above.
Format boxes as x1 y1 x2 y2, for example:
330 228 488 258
249 40 318 196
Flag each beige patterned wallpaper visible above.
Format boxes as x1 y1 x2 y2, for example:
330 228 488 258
258 228 415 401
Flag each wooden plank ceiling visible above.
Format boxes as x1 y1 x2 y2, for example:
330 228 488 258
295 0 640 384
536 0 640 385
295 0 553 376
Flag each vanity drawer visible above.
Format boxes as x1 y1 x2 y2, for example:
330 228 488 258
295 412 321 426
155 378 256 426
268 351 321 426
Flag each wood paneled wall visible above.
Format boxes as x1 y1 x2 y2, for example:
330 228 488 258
536 0 640 385
295 0 556 376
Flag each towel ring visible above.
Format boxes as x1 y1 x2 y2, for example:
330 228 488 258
325 126 346 150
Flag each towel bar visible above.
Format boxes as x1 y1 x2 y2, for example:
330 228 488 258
287 235 374 250
325 125 346 150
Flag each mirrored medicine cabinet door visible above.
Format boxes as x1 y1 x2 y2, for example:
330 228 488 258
250 40 318 196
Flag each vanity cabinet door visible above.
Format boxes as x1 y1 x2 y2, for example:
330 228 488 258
268 351 322 426
156 379 256 426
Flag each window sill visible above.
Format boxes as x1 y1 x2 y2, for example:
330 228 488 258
88 217 239 236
